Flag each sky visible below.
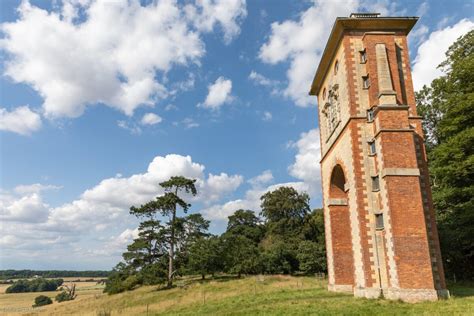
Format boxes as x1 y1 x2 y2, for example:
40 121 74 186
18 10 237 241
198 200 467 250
0 0 473 270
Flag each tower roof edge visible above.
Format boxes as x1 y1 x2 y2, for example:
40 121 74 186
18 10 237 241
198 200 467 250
309 16 418 96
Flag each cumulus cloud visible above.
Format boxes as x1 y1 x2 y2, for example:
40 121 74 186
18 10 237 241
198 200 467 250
1 154 244 266
0 193 49 223
412 19 474 91
288 129 321 196
185 0 247 44
0 0 247 119
258 0 400 106
248 170 274 188
198 76 233 110
202 128 322 221
141 113 163 125
202 181 309 221
0 106 42 135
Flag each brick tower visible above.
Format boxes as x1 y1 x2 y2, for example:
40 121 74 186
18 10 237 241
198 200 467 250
309 13 449 302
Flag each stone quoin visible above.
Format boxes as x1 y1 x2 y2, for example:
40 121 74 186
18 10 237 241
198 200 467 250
309 13 449 302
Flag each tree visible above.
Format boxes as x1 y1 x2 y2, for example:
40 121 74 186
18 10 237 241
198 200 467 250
187 236 222 279
297 241 327 274
222 235 261 278
33 295 52 307
226 209 264 243
260 187 310 236
416 30 474 280
131 176 197 287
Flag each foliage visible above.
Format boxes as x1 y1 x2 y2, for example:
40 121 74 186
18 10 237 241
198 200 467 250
187 236 222 279
260 186 310 236
222 235 261 277
6 278 63 293
32 295 52 307
416 30 474 280
297 241 327 274
55 291 73 302
104 263 140 295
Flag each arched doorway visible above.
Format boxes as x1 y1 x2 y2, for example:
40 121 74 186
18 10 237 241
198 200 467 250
328 164 354 288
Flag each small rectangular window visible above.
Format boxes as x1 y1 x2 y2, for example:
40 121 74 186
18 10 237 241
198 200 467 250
360 49 367 63
362 75 370 89
372 176 380 192
369 141 376 155
375 213 384 230
367 109 374 122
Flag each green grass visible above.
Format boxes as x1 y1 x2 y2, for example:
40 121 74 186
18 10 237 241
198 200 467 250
3 276 473 315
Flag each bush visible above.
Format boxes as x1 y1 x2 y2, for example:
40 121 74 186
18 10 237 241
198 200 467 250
6 278 63 293
55 291 74 302
33 295 52 307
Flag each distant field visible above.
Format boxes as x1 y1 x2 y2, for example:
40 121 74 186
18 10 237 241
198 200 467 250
0 275 473 315
0 280 104 315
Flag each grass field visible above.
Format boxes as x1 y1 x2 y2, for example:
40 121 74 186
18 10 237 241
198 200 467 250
0 275 473 315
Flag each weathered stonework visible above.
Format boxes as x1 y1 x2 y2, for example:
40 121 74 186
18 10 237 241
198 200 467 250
310 13 449 303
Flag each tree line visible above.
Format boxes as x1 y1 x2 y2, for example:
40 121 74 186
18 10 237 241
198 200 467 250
105 177 326 294
6 278 63 293
416 30 473 281
0 270 110 280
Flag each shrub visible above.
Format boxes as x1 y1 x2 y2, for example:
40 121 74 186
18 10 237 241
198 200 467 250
55 291 74 302
33 295 52 307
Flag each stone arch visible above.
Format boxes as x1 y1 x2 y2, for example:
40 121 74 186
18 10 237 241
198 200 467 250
328 163 355 289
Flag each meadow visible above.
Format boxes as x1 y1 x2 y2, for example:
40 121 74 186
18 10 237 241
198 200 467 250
0 275 473 315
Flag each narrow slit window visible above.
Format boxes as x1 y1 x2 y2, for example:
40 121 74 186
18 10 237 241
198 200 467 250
334 60 339 74
369 141 376 155
362 75 370 89
372 176 380 192
360 49 367 63
375 213 384 230
367 109 374 122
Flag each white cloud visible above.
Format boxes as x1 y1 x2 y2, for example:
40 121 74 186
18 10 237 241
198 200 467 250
416 1 429 17
0 154 244 266
248 71 279 87
408 24 429 45
198 76 233 110
141 113 163 125
175 117 200 129
0 0 247 119
202 173 244 203
0 106 42 135
288 128 321 196
184 0 247 44
412 19 474 91
117 120 142 135
14 183 62 195
258 0 401 107
262 111 272 122
0 193 49 223
202 181 309 221
248 170 274 188
259 0 359 107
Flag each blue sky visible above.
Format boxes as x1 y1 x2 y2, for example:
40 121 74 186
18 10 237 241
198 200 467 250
0 0 473 270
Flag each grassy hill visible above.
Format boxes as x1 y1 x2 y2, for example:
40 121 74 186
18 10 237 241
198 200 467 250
1 275 473 315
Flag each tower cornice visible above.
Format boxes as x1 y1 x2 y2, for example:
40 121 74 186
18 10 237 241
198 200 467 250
309 15 418 96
